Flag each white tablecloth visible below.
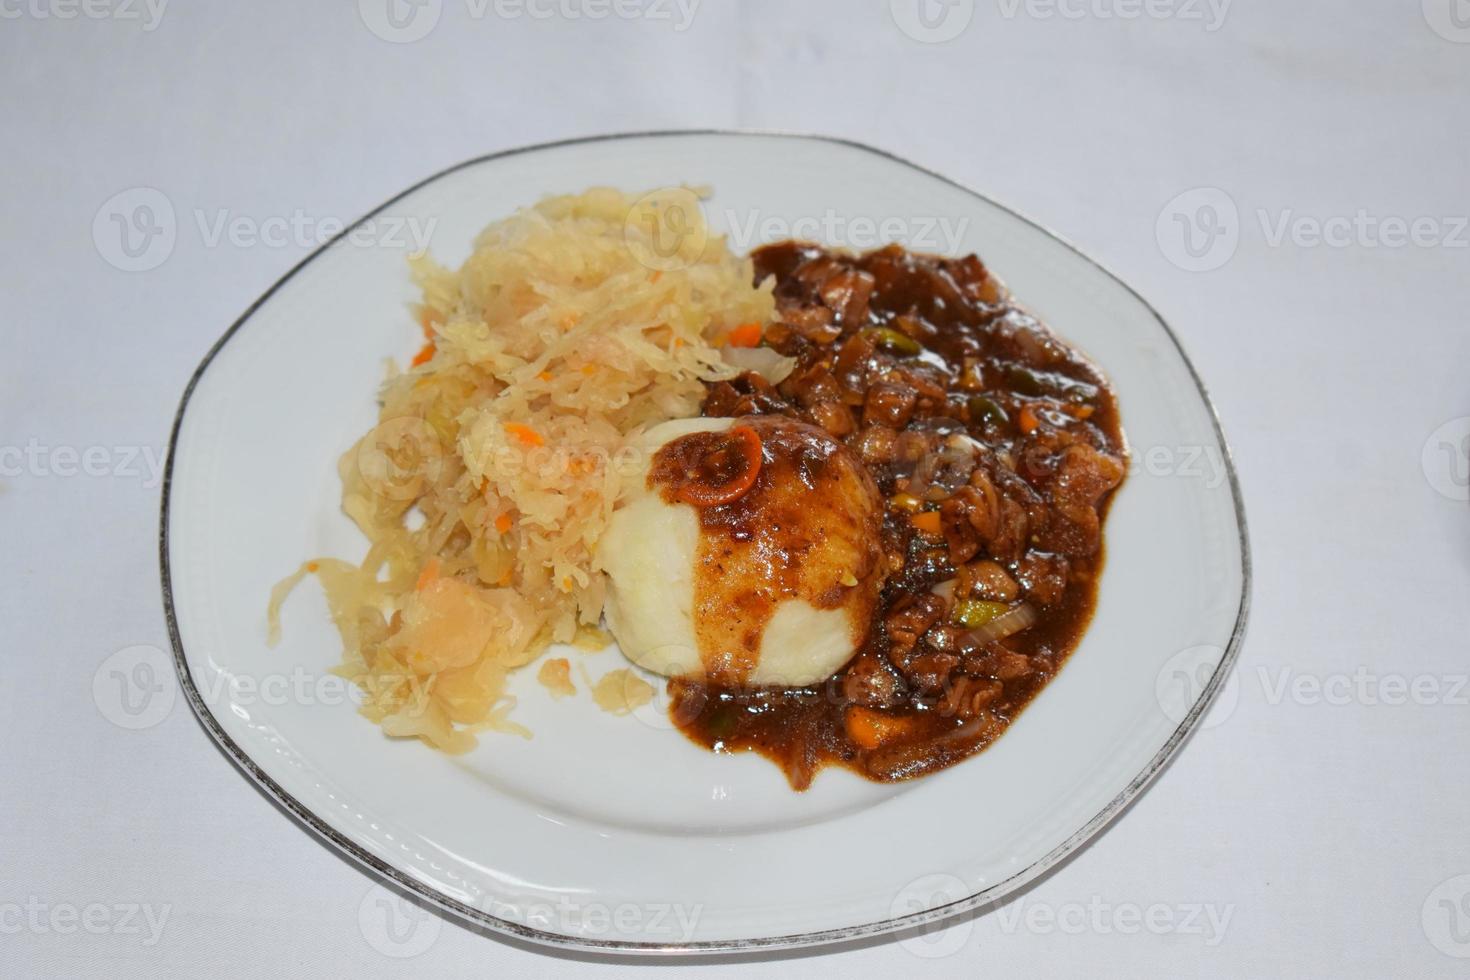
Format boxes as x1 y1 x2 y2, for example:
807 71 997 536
5 2 1468 976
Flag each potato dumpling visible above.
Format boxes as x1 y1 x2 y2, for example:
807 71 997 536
597 416 885 688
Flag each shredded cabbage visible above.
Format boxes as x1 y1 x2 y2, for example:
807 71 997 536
269 188 773 752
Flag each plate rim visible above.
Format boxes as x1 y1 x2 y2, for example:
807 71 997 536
158 128 1253 956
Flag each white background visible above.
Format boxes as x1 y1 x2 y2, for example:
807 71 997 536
3 1 1468 977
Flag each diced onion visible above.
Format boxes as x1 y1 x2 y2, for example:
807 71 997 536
722 345 797 384
963 602 1037 645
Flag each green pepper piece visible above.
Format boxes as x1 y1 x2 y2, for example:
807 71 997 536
1005 364 1046 396
867 327 923 357
952 599 1011 629
968 395 1010 428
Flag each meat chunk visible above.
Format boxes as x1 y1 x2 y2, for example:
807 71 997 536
1016 552 1070 606
1038 444 1125 555
808 400 856 438
864 382 918 428
843 653 904 709
952 473 1031 563
819 269 877 325
967 560 1020 603
883 593 946 663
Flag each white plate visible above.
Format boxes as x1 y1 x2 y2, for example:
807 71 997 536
161 132 1250 954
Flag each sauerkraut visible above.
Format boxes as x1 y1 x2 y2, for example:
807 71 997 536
269 187 774 752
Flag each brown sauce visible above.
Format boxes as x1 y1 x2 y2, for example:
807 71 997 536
669 242 1128 790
